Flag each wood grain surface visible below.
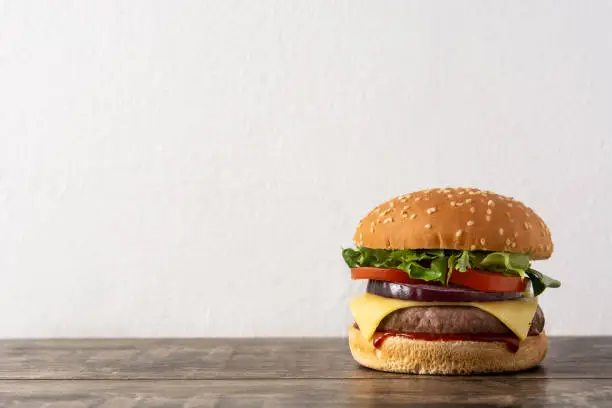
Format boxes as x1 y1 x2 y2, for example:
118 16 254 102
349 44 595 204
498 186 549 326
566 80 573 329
0 337 610 407
0 336 610 380
1 378 611 407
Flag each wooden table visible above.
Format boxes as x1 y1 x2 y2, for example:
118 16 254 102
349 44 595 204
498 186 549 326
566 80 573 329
0 337 610 407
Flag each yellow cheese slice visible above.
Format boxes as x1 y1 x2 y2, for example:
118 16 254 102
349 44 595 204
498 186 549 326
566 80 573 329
350 292 537 341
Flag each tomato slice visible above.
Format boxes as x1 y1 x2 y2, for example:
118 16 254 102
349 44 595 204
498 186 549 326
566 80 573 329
449 268 527 293
351 267 429 285
350 267 526 293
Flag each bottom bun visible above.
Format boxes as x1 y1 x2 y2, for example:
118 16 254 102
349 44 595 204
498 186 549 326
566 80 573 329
348 325 548 375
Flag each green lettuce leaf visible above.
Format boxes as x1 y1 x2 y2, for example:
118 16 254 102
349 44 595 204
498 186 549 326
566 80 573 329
526 268 561 296
342 247 561 295
403 262 443 281
455 251 472 272
446 253 458 283
479 252 530 278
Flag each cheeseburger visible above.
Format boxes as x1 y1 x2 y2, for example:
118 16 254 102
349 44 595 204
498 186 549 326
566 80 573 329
343 187 560 374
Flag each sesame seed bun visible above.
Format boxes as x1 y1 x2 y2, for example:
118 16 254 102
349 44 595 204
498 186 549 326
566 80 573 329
353 187 553 260
348 325 548 374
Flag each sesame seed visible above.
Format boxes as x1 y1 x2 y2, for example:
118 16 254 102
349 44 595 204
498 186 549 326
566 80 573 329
498 228 504 235
470 244 477 250
486 215 492 222
511 242 517 248
409 214 417 220
401 212 409 218
458 191 465 195
455 229 463 237
450 201 456 207
480 238 486 245
525 211 531 218
389 202 395 208
359 233 363 241
383 217 393 224
381 208 391 216
507 202 513 207
488 200 495 207
456 202 464 207
514 232 519 237
524 222 531 230
370 222 375 233
447 194 453 198
426 207 437 214
425 224 432 229
538 244 544 250
505 238 511 246
415 197 421 201
465 198 472 204
466 220 475 226
468 191 476 195
505 212 512 218
486 208 493 215
470 207 476 213
545 245 551 251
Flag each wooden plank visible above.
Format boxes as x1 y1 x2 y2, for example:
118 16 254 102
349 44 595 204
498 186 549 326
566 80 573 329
0 378 611 407
0 337 610 380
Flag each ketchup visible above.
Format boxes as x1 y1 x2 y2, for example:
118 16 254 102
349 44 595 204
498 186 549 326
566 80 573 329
372 331 520 353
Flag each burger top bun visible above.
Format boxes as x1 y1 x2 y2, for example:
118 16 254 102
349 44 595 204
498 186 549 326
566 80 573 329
353 187 552 260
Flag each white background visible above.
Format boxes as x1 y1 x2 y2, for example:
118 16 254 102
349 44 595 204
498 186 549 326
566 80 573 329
0 1 610 337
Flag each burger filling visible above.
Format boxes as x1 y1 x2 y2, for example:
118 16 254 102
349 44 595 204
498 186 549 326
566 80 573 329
344 247 559 350
343 247 560 296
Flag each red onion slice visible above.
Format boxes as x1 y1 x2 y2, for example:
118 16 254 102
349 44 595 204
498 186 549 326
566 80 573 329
366 280 524 302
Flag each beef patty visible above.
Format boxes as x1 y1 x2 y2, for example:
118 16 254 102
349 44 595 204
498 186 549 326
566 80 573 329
377 305 544 336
